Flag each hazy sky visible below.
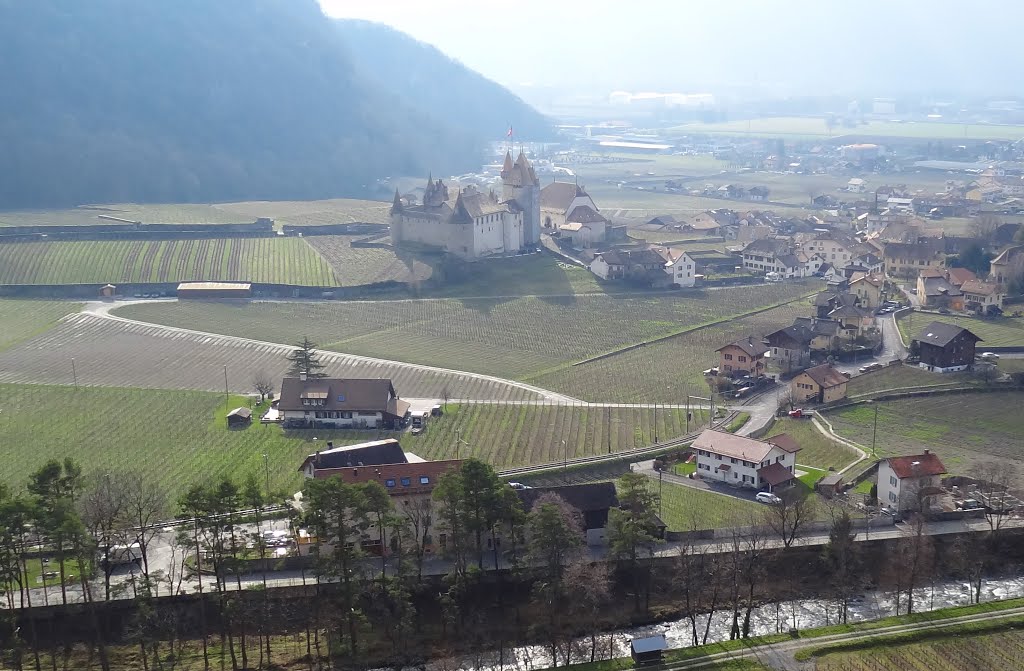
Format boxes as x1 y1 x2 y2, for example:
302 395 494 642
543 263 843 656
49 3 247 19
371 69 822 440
319 0 1020 98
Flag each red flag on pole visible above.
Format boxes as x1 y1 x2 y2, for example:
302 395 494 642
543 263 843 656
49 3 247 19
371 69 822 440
507 125 513 138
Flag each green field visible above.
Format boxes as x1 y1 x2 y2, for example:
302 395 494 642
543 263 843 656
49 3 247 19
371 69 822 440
658 480 763 531
0 299 81 352
0 238 338 286
0 203 257 227
115 282 816 382
899 312 1024 348
0 384 702 499
826 392 1024 473
528 300 812 402
815 626 1024 671
211 198 391 226
667 116 1024 141
845 364 978 397
766 418 858 471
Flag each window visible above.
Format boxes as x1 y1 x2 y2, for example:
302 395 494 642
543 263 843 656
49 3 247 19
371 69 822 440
890 475 897 487
420 476 430 485
401 477 411 487
385 479 396 488
889 492 897 503
738 355 747 363
730 457 737 464
724 353 733 360
715 454 722 461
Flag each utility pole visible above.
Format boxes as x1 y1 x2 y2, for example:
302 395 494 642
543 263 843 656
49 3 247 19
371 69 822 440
562 439 568 481
653 400 658 444
262 453 270 499
659 469 663 518
223 365 229 410
871 402 880 458
455 429 461 459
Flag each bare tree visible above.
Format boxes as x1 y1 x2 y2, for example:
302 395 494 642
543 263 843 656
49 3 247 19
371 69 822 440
79 471 130 601
822 506 860 624
403 496 434 582
252 371 274 403
763 489 812 548
441 385 451 412
970 214 1001 242
565 561 612 663
121 470 167 583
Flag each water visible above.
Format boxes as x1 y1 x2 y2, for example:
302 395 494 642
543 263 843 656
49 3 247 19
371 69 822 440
438 574 1024 670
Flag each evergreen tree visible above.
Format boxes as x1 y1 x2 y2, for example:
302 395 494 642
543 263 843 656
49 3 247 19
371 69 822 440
287 336 327 378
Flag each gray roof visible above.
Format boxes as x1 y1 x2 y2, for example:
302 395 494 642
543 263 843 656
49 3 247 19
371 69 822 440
299 438 408 471
919 276 962 298
742 238 792 255
517 482 619 513
793 317 842 337
631 635 668 654
765 325 813 347
915 321 982 348
541 181 587 211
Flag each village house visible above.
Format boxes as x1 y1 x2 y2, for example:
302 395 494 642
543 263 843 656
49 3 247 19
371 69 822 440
913 321 982 373
278 376 410 430
764 325 813 375
558 202 609 247
960 279 1006 313
877 451 947 513
741 238 802 277
540 181 600 231
675 210 730 237
882 241 946 279
715 336 769 377
849 272 886 309
793 317 843 352
799 231 858 271
517 482 620 546
692 430 800 492
814 290 860 318
791 364 849 404
990 245 1024 285
827 303 875 337
847 178 867 193
661 247 698 287
915 269 965 311
589 246 696 287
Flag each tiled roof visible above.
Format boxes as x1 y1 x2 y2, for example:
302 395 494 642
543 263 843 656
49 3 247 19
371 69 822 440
800 364 848 389
693 430 776 462
961 280 1000 296
717 336 769 357
767 433 802 454
915 321 982 348
279 377 397 414
757 462 795 486
541 181 587 210
886 452 947 479
517 482 619 513
323 459 462 490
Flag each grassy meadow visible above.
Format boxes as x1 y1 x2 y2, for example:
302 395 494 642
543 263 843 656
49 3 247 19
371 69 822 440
0 299 81 352
765 418 858 471
814 625 1024 671
115 282 817 382
899 311 1024 348
825 392 1024 473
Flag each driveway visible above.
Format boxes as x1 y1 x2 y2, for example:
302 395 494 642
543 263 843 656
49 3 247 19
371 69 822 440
634 459 760 502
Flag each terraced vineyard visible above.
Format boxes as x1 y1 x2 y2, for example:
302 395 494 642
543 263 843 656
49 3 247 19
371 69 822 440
213 198 391 225
528 301 812 402
0 299 82 352
0 313 546 401
305 235 434 286
116 282 816 381
816 626 1024 671
0 238 337 286
0 203 256 227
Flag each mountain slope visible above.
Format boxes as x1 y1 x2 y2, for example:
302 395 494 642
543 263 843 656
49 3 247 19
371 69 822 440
335 19 553 142
0 1 543 209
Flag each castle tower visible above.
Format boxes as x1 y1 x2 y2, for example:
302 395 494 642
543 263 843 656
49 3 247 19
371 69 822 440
501 150 541 246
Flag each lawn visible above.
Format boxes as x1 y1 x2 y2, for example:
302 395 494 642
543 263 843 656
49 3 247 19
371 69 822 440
305 235 434 286
115 282 817 383
528 300 814 402
0 299 81 352
0 385 700 500
0 238 338 286
899 311 1024 348
658 480 764 531
825 392 1024 474
765 419 859 471
815 625 1024 671
667 116 1024 141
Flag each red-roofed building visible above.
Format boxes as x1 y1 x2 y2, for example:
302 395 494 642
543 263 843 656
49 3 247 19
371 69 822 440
692 430 801 491
878 450 947 513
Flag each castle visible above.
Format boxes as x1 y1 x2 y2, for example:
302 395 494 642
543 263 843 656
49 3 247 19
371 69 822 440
389 151 541 259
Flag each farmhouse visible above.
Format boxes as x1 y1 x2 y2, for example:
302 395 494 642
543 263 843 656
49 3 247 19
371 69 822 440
878 450 947 513
792 317 842 351
915 270 964 311
177 282 252 299
791 364 848 404
518 482 619 546
558 205 608 247
588 246 689 286
716 336 769 377
882 242 946 279
740 238 802 277
960 279 1005 312
990 245 1024 285
913 321 982 373
692 430 800 491
279 376 410 429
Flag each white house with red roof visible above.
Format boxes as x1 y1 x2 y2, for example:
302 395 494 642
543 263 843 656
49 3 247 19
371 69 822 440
878 450 947 513
692 430 801 491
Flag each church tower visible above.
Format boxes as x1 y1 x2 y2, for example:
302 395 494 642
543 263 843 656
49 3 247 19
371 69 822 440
501 150 541 246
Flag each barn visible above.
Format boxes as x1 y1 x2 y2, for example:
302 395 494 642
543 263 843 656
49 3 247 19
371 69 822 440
226 407 252 428
177 282 252 299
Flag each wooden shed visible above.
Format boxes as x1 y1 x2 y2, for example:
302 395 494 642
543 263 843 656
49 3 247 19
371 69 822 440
631 634 667 666
99 284 117 297
226 407 252 428
177 282 252 299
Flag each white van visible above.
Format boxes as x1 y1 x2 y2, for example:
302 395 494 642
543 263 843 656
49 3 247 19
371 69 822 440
765 272 783 283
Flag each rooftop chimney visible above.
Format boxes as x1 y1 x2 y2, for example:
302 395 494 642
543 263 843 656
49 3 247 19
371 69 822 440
923 449 930 455
300 372 307 382
327 441 334 449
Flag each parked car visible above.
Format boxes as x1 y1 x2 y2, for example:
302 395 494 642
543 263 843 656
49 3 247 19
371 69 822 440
787 408 811 419
734 386 753 399
703 367 719 376
755 492 782 505
980 352 1000 361
508 482 532 490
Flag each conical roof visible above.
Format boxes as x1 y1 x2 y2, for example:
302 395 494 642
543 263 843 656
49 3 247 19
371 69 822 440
390 189 403 214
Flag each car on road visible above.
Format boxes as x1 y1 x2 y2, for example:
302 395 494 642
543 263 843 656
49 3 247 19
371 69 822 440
755 492 782 505
858 362 884 373
980 352 1000 361
734 386 753 399
508 482 532 490
787 408 812 419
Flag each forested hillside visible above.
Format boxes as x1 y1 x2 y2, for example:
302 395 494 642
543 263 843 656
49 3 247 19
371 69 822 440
0 1 550 209
335 19 552 143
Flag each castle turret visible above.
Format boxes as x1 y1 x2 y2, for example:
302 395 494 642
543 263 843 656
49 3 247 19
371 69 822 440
390 189 403 215
502 150 541 246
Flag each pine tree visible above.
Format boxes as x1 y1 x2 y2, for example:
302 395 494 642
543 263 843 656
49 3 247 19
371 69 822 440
286 337 327 378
